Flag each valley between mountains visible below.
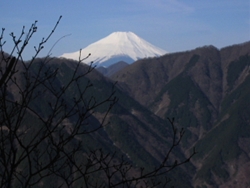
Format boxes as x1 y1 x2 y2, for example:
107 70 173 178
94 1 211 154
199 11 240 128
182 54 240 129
61 40 250 187
44 41 250 187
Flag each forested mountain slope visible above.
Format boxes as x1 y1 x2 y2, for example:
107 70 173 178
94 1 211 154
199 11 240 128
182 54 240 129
0 54 193 187
2 41 249 187
111 41 250 187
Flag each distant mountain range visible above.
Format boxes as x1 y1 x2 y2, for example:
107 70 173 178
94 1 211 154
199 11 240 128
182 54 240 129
60 40 250 187
60 31 167 67
49 40 250 186
2 40 250 187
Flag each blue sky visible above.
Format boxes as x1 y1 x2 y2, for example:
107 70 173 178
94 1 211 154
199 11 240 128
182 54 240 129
1 0 249 60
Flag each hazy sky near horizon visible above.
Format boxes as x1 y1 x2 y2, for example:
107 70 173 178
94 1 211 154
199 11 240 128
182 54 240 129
1 0 249 60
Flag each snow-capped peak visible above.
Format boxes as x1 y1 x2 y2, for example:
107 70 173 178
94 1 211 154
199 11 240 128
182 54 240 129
60 31 167 67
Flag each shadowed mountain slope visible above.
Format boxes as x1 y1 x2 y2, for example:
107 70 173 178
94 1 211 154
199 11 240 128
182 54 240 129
1 54 193 187
111 41 250 187
2 41 250 187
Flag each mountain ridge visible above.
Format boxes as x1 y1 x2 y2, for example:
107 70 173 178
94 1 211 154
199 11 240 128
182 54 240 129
2 40 250 187
110 40 250 187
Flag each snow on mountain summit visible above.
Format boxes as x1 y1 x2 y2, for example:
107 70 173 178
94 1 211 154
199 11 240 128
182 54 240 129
60 31 167 67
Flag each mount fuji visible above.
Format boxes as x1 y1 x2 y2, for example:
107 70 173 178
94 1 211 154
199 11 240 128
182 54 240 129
60 32 167 67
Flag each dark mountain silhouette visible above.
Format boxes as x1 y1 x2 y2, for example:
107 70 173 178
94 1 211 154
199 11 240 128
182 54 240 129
2 40 250 187
0 54 193 187
111 41 250 187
